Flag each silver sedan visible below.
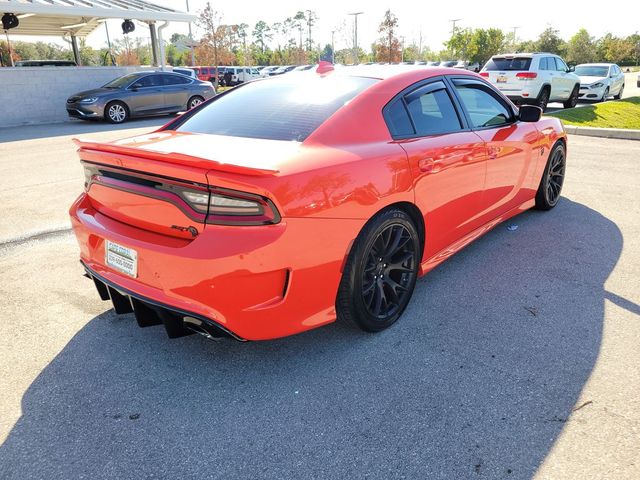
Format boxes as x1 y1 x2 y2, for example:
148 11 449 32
66 71 216 124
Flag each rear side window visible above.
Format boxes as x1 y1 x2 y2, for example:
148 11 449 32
452 80 513 128
163 74 191 85
484 57 532 71
405 82 462 136
385 100 414 137
174 76 378 141
384 80 462 138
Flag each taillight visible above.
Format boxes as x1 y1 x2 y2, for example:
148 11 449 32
516 72 537 80
179 187 280 226
479 72 489 77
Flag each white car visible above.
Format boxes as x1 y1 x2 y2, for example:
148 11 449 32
222 67 261 85
575 63 625 101
259 66 280 77
481 53 580 111
171 67 197 79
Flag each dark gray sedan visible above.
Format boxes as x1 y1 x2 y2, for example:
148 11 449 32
66 71 216 124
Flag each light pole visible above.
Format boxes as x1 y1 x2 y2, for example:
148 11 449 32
348 12 364 64
448 18 461 59
186 0 196 66
511 26 520 51
331 30 336 63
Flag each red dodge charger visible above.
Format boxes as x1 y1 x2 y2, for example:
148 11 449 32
70 65 567 341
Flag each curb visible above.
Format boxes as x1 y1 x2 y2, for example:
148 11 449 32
564 125 640 141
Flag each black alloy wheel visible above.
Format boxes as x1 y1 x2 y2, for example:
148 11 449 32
337 208 420 332
535 142 566 210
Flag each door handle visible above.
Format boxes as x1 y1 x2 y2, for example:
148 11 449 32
419 158 442 173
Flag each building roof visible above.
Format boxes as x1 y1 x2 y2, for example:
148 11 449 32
1 0 196 36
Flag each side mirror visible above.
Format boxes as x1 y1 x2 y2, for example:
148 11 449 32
130 83 142 90
519 105 542 123
567 66 575 72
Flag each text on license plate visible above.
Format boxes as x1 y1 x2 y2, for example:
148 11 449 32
105 240 138 277
497 75 507 83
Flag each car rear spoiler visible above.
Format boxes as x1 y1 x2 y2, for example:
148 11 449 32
73 138 280 177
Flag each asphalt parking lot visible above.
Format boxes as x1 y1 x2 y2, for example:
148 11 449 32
0 121 638 479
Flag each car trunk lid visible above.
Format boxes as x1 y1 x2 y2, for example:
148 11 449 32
75 131 295 239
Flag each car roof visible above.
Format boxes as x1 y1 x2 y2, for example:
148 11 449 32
329 64 476 81
576 63 614 67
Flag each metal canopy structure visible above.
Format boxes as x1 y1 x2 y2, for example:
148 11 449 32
1 0 196 66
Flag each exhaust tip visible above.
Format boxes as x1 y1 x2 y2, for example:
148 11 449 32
183 316 225 341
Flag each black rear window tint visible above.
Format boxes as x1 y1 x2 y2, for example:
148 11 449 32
174 75 378 141
484 57 532 71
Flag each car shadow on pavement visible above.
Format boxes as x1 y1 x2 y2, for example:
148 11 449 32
0 118 169 143
0 199 622 480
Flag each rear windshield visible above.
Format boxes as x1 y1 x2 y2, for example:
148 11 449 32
173 75 378 141
574 66 609 77
484 57 532 71
103 74 139 89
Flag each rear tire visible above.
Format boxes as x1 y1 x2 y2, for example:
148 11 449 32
535 142 566 211
563 86 579 109
337 208 420 332
536 87 550 111
188 95 204 109
105 101 129 124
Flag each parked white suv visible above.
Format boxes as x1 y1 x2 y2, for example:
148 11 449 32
481 53 580 110
575 63 625 101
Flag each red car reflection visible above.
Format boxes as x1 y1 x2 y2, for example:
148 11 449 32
70 66 567 341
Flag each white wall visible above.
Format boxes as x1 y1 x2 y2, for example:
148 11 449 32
0 66 158 128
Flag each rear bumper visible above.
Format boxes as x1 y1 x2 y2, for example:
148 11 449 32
70 192 364 341
505 94 538 105
84 263 244 341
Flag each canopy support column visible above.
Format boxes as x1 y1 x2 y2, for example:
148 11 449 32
157 21 169 71
70 34 81 66
149 22 159 67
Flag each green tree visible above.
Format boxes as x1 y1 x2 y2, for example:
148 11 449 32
402 43 420 62
252 20 272 54
535 27 565 55
566 29 595 64
320 43 333 62
597 34 635 64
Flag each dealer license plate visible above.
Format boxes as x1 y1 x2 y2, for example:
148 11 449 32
105 240 138 278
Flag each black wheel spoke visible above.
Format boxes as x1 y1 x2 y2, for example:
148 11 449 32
359 221 418 320
372 282 385 316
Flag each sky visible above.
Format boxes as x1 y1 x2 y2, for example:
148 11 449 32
10 0 640 55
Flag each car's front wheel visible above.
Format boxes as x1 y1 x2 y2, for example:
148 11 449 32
614 84 624 100
105 101 129 124
535 142 566 210
563 86 579 109
337 208 420 332
601 87 609 102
